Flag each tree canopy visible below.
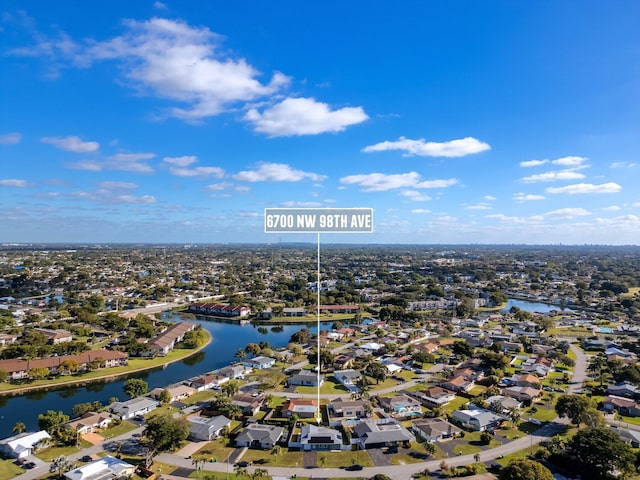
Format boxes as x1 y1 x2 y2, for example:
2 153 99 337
554 394 595 427
498 459 553 480
143 413 189 453
568 427 636 480
124 378 148 399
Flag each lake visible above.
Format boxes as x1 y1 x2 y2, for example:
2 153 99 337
502 298 573 313
0 314 324 437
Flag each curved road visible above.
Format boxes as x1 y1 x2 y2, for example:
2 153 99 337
15 340 604 480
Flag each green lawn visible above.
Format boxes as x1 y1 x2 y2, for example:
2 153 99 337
191 438 235 462
100 420 138 439
182 390 216 405
317 450 373 468
443 396 469 414
0 458 25 480
295 378 350 395
35 444 80 461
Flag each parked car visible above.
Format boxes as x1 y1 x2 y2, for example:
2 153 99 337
80 455 93 462
23 462 36 469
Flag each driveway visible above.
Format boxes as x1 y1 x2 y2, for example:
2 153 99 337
367 447 391 466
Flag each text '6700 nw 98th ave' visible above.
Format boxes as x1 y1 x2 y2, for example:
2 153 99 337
264 208 373 233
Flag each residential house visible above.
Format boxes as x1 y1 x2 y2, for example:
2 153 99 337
352 419 415 449
327 398 369 426
281 307 306 317
0 431 51 459
501 386 541 404
219 364 250 380
451 409 503 432
334 369 362 392
189 303 251 317
294 424 344 451
288 369 323 387
610 426 640 448
235 424 284 450
512 373 542 388
242 356 276 370
410 386 456 407
34 328 73 344
64 456 136 480
281 399 318 419
232 394 264 416
188 372 229 391
188 415 232 441
315 305 360 314
64 412 113 435
377 394 422 418
603 396 640 417
412 418 462 443
0 349 128 381
333 354 355 370
0 333 18 346
149 384 196 403
485 395 522 413
145 321 196 356
607 382 640 399
109 397 159 420
440 374 475 393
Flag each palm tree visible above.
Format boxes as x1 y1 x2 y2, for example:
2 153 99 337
252 468 269 479
12 422 26 435
507 406 521 428
234 348 246 359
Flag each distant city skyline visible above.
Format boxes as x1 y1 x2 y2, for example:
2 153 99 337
1 1 639 244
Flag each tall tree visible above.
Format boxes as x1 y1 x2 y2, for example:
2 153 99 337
124 378 148 398
12 422 26 434
498 459 553 480
568 427 635 480
143 413 189 454
555 394 595 427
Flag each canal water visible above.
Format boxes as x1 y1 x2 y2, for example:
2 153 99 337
0 298 568 437
0 314 321 437
502 298 573 313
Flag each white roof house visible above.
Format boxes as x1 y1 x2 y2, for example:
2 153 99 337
65 456 135 480
0 430 51 459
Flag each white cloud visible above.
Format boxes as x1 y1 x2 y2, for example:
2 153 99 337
281 201 324 207
411 209 431 214
340 171 457 192
400 190 432 202
98 181 138 189
0 133 22 144
544 208 591 219
162 155 225 178
602 205 621 211
233 162 326 182
513 192 545 202
520 156 587 168
107 152 156 173
611 161 636 168
116 194 157 204
205 182 233 191
466 203 491 210
546 182 622 194
245 97 368 136
67 160 103 171
153 1 167 9
0 179 29 187
42 135 99 152
552 156 588 166
631 202 640 208
363 136 490 158
521 170 586 183
520 159 548 168
16 17 290 120
484 195 496 201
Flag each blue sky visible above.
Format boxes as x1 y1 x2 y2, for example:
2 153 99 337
1 1 639 244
